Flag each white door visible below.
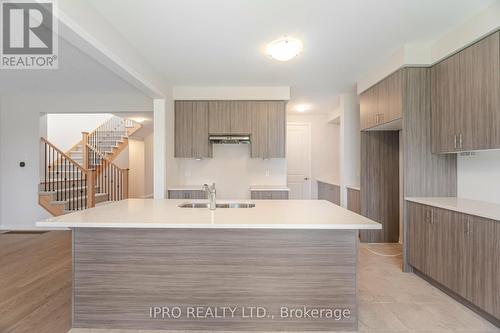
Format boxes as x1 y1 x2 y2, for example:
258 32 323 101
286 123 311 199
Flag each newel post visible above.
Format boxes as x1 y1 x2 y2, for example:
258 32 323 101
82 132 89 170
123 169 129 199
87 169 96 208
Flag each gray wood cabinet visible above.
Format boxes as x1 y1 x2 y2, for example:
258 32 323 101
174 101 211 158
408 201 500 320
360 131 400 243
251 190 289 200
168 190 207 199
231 101 252 134
208 101 232 134
346 188 361 214
175 100 285 159
208 101 252 135
431 31 500 153
360 70 403 130
251 101 286 159
317 181 340 205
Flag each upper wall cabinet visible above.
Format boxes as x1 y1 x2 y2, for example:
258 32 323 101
175 100 286 159
431 31 500 153
208 101 252 135
174 101 211 159
360 70 403 130
251 101 286 159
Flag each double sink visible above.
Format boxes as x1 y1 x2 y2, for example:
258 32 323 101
179 202 255 209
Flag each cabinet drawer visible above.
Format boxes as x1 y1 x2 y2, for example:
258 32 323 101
168 190 206 200
251 191 288 200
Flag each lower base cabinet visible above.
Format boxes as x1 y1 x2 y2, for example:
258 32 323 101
408 202 499 320
317 181 340 205
251 191 289 200
168 190 207 199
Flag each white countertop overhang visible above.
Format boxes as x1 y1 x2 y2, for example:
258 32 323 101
37 199 381 230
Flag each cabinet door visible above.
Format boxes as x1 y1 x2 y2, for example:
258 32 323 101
192 102 211 158
467 216 500 317
208 101 231 134
434 210 468 293
376 78 388 125
267 101 286 158
461 32 500 151
408 202 427 272
251 102 269 158
431 54 463 153
231 101 252 134
360 87 377 130
387 70 403 122
174 101 193 158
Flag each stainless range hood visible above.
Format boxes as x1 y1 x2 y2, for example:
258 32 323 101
209 135 251 144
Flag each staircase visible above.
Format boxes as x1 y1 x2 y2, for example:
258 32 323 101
39 116 142 216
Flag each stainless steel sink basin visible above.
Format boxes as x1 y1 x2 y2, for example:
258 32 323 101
179 202 255 209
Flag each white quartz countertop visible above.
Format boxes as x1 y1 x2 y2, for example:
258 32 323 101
249 185 290 191
37 199 381 230
405 197 500 222
346 185 360 191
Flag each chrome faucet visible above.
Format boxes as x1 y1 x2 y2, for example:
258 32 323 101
202 183 217 210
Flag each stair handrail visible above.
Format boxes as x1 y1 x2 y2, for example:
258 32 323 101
40 137 96 210
85 143 129 201
41 137 88 173
85 143 128 171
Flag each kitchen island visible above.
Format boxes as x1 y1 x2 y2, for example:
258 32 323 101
37 199 380 331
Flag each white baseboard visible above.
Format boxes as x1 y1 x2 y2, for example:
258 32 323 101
0 225 69 232
141 193 154 199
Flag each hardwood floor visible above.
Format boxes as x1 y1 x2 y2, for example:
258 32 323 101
0 231 71 333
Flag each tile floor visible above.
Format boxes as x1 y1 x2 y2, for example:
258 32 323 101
69 243 499 333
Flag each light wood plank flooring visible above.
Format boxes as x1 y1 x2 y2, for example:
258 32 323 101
0 231 71 333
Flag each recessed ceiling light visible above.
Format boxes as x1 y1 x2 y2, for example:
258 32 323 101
266 37 303 62
295 104 310 113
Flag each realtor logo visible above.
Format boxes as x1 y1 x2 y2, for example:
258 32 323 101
1 0 58 69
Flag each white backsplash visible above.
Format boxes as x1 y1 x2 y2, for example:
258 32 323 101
457 150 500 204
176 144 287 199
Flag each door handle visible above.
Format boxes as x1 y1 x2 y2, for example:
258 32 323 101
304 177 309 181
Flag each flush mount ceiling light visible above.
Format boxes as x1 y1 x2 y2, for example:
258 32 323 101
295 104 310 113
266 37 303 62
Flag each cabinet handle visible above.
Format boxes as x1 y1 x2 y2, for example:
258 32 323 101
459 134 463 149
454 135 457 149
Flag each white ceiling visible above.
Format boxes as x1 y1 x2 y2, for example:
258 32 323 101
85 0 495 114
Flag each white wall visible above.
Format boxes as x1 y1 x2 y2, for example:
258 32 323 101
457 151 500 204
127 135 155 199
173 86 290 101
357 2 500 93
0 93 152 230
288 113 340 199
176 145 286 200
129 139 145 198
338 90 361 207
47 113 113 151
144 133 154 198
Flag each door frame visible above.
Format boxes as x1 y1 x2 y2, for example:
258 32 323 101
286 122 312 200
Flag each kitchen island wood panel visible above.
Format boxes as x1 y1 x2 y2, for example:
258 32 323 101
73 228 358 331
